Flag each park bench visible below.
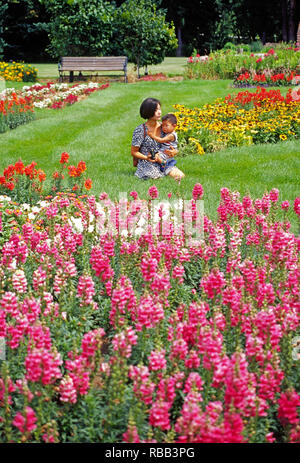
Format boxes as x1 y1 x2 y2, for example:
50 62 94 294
58 56 128 83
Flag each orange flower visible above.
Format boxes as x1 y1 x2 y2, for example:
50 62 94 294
77 160 86 173
84 178 92 190
68 165 80 177
52 171 60 179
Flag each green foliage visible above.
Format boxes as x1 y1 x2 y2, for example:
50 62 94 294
1 0 50 62
45 0 117 58
113 0 177 77
0 1 8 59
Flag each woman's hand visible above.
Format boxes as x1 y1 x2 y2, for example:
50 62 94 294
164 147 177 158
146 152 159 163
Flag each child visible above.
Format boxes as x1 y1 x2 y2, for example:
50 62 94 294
148 113 178 171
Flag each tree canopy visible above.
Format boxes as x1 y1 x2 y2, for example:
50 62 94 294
0 0 299 62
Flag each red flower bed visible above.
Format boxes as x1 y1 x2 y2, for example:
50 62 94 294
139 73 168 81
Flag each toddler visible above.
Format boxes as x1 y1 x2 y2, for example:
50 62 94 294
148 113 178 170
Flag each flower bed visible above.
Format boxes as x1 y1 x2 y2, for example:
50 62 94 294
1 82 110 110
0 153 92 204
138 73 168 82
233 70 300 88
174 87 300 155
0 92 35 134
0 62 38 82
185 46 300 81
0 165 299 442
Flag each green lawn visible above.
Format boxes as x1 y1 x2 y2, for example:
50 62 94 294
29 57 189 80
1 78 299 232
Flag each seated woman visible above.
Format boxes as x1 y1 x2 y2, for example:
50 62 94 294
131 97 185 181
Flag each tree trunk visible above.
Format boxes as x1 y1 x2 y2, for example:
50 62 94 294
287 0 296 42
176 26 183 57
282 0 288 42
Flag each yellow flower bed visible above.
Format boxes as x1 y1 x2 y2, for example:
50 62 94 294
0 61 38 82
174 88 300 155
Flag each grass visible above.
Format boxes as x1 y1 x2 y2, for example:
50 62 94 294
1 78 299 232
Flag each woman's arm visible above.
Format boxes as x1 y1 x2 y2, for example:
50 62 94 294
131 146 158 163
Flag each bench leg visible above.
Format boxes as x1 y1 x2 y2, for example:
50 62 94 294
69 71 74 83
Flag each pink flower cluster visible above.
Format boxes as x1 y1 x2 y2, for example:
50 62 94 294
0 184 299 443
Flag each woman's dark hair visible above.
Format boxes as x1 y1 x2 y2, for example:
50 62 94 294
140 97 161 120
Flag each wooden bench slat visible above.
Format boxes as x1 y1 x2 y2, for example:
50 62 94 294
58 56 128 83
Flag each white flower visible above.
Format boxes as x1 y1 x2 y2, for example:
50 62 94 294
21 203 31 211
0 195 11 202
37 200 49 208
69 217 83 233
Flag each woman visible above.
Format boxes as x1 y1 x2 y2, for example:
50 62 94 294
131 97 185 181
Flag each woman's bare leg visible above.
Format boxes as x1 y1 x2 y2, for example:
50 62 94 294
168 167 185 181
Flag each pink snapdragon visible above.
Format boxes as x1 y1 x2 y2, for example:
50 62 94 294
12 406 37 434
77 274 95 306
112 326 137 358
277 389 300 425
149 400 171 430
192 183 204 200
148 185 159 199
148 349 167 371
59 375 77 404
25 347 62 385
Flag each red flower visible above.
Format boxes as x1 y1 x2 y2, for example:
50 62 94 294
14 160 25 174
60 152 69 164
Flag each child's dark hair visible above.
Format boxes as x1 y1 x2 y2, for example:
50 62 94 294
162 113 177 125
140 97 161 119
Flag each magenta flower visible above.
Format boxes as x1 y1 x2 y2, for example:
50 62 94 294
192 183 204 200
148 185 159 199
13 406 37 434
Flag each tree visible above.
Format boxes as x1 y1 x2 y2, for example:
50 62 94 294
44 0 117 58
1 0 50 61
112 0 177 77
282 0 297 42
0 1 8 59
